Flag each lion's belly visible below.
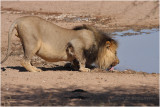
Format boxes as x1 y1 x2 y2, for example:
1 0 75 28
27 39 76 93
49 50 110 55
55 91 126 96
36 43 70 62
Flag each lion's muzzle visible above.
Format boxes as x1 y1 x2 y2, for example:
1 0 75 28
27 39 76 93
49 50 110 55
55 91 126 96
107 58 120 71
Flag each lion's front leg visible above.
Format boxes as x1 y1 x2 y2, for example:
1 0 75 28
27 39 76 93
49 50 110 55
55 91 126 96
68 39 91 72
79 62 91 72
71 59 79 71
75 51 90 72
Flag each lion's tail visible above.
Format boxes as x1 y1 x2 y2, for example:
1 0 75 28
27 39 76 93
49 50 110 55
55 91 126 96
1 20 18 64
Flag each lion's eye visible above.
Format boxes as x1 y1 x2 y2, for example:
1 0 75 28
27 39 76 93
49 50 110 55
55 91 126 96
115 51 117 55
106 46 109 49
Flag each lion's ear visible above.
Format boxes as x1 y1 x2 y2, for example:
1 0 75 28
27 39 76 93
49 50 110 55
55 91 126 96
106 41 111 48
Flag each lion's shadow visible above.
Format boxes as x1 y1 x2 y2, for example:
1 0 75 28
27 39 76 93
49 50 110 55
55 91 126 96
2 65 76 72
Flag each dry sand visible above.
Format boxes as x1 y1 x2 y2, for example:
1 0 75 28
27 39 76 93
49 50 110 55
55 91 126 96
1 1 159 106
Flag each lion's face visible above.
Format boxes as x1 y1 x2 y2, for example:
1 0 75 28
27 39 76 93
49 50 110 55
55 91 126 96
108 53 119 70
96 40 119 70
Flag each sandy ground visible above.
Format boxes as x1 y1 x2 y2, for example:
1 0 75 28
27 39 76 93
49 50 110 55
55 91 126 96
1 1 159 106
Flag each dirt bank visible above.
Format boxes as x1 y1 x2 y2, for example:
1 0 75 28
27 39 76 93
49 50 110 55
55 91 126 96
1 1 159 31
1 1 159 106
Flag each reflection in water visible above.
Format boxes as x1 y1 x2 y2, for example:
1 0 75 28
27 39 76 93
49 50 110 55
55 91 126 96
113 29 159 73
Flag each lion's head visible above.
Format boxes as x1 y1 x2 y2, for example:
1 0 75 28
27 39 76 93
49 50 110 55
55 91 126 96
96 37 119 70
83 25 119 70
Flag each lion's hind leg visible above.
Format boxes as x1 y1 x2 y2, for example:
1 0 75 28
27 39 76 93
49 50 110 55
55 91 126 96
20 36 42 72
21 50 42 72
21 58 42 72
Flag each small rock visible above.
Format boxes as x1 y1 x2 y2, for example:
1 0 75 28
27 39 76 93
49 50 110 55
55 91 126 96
42 80 45 83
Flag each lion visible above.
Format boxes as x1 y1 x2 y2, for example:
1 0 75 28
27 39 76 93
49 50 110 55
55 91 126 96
1 16 119 72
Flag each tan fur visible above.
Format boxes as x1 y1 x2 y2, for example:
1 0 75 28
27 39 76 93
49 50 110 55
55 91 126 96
96 40 119 69
1 16 119 72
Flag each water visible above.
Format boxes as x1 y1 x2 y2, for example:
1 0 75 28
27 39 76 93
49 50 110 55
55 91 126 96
113 29 159 73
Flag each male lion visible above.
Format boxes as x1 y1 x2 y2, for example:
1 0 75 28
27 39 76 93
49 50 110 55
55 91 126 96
1 16 119 72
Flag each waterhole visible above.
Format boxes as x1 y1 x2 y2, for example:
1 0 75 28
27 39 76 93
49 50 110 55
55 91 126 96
114 28 159 73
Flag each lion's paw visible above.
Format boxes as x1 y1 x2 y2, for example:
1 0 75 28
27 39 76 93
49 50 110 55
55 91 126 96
80 68 91 72
32 66 43 72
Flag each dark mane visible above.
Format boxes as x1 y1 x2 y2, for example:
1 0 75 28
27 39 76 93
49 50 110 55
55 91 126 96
73 24 118 47
99 31 118 46
72 25 89 30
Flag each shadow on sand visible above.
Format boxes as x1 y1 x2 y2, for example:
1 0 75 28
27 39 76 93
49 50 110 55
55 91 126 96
1 85 159 106
2 64 76 72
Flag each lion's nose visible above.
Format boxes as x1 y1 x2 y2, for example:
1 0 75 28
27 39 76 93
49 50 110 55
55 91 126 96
117 59 120 64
